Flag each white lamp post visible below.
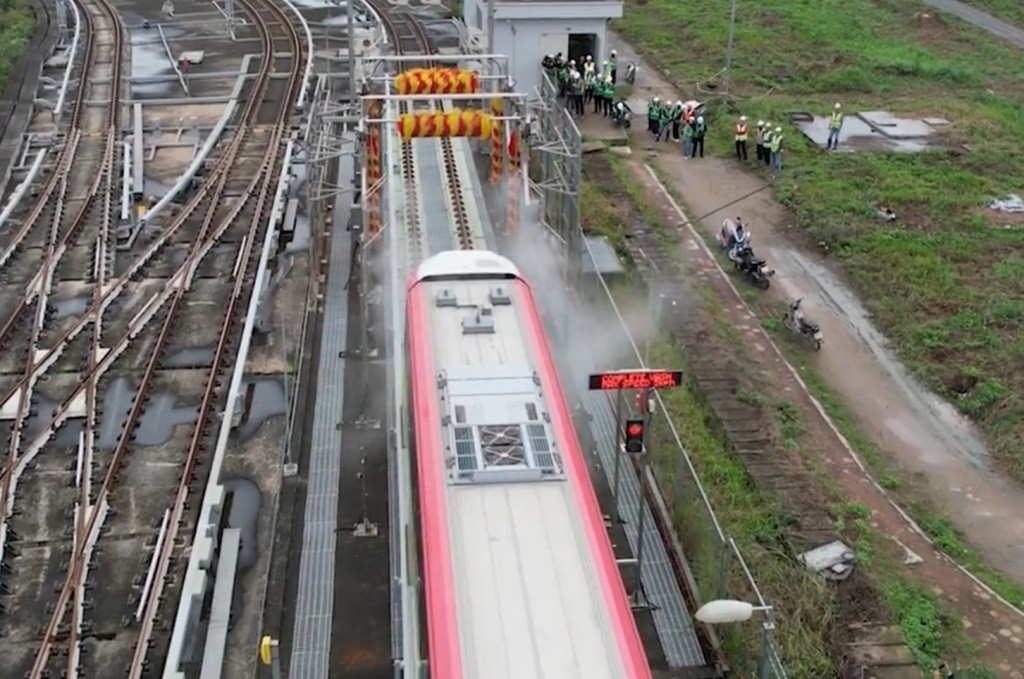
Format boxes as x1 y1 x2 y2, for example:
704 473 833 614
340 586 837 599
695 599 771 624
696 599 779 678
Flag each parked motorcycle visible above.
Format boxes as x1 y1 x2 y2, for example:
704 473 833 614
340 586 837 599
625 60 639 85
782 298 823 350
611 101 633 128
731 246 774 289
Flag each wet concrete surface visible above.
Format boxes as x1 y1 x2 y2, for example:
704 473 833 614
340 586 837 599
789 111 949 153
608 30 1024 583
223 476 263 569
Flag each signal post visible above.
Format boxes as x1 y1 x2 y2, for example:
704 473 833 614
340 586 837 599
588 368 683 609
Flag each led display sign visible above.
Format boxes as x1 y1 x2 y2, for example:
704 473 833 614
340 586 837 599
587 370 684 391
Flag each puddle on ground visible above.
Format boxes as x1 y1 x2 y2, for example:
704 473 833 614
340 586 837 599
51 296 90 321
235 377 287 440
222 476 261 569
96 377 197 449
164 347 215 368
25 398 85 448
128 31 178 99
286 214 310 253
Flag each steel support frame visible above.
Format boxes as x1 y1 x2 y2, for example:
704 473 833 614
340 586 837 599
528 72 582 286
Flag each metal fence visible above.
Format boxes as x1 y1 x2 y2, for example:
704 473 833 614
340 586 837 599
529 69 788 678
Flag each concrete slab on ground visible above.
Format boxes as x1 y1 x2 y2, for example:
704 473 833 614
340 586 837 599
788 111 949 153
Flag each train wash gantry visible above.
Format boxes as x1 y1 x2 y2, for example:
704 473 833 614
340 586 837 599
355 53 530 246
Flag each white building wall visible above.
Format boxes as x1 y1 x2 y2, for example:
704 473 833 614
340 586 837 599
463 0 622 97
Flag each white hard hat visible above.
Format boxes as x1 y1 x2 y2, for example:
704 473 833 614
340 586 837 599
569 59 576 65
757 120 764 126
611 49 617 54
572 72 580 79
775 126 782 132
602 60 608 65
697 116 704 123
834 102 841 109
740 115 747 121
586 54 592 60
605 76 613 83
765 121 772 127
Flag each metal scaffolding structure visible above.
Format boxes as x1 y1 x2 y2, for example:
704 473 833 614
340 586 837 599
526 72 583 285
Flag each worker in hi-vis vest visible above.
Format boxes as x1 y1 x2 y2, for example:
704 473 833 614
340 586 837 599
734 116 749 161
827 102 844 151
770 127 784 171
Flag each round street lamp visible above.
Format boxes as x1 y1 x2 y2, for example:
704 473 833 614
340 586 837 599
695 599 770 624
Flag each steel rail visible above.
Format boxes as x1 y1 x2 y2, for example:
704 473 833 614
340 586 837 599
0 36 296 448
0 0 114 276
0 0 126 573
23 0 305 673
126 2 304 674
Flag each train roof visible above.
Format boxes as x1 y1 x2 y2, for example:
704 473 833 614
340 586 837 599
413 249 520 283
407 252 650 679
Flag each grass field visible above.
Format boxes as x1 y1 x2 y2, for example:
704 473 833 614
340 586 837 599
579 154 996 675
614 0 1024 480
0 0 35 95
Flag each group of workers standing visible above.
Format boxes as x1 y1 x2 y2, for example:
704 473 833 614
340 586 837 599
645 98 708 158
648 102 846 170
541 52 620 118
643 98 786 169
542 49 848 170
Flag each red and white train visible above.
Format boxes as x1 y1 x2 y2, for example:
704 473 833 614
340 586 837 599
406 250 652 679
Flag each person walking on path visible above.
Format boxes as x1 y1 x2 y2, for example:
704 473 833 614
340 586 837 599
770 126 784 171
827 102 844 150
734 115 749 160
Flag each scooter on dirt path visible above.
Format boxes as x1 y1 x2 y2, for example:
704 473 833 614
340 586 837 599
782 298 823 350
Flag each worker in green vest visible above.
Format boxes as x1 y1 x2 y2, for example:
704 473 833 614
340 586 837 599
670 102 684 141
609 49 619 84
655 102 674 141
647 97 661 135
827 102 843 150
600 76 614 117
692 116 707 158
762 122 773 166
769 126 783 170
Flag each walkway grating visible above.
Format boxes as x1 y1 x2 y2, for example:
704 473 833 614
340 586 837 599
288 154 354 679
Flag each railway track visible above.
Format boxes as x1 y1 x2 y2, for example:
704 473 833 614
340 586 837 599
363 0 480 261
0 0 306 674
0 0 123 356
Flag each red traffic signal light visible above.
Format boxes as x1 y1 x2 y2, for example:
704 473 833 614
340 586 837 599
624 418 645 454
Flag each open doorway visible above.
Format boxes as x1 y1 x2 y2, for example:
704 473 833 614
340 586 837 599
568 33 597 65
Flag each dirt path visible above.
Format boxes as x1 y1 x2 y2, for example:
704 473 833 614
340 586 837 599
601 33 1024 586
921 0 1024 44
